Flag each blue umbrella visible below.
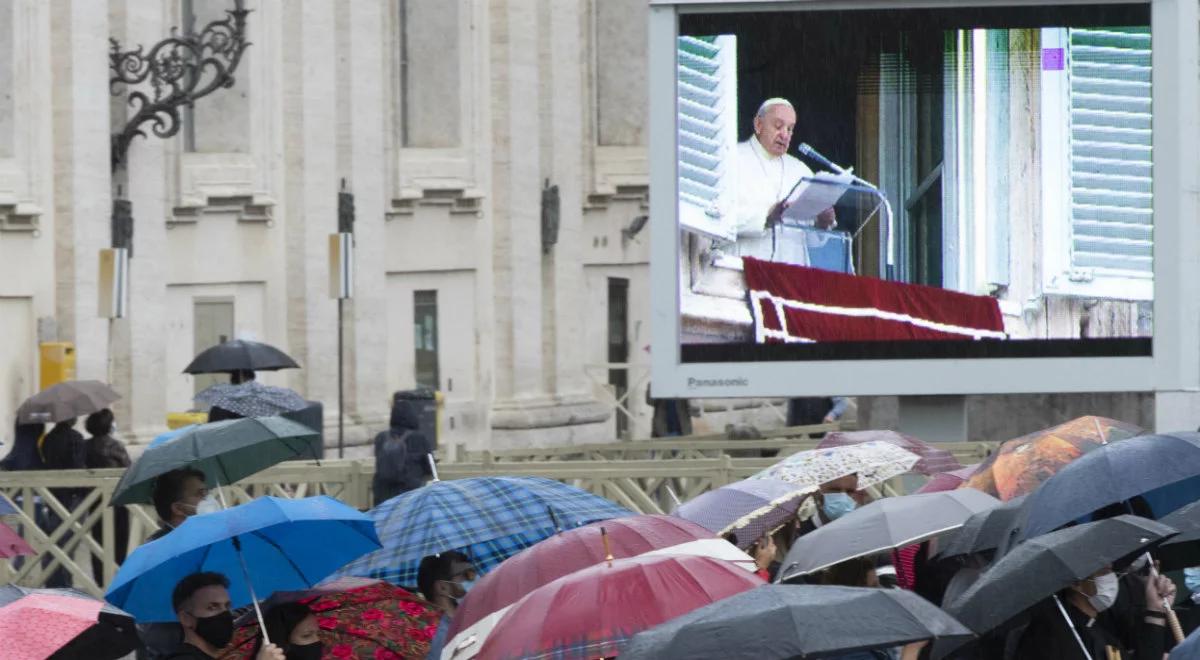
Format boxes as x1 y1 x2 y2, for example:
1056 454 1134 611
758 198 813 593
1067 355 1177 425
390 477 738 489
148 425 195 449
0 494 17 516
105 496 379 623
1172 627 1200 659
1018 433 1200 541
334 476 631 587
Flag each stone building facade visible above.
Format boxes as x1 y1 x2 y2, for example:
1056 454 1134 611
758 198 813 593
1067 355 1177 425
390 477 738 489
0 0 683 453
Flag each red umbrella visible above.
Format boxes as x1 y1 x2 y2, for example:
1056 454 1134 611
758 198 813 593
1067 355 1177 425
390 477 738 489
0 521 34 559
450 515 740 641
817 430 963 476
472 554 764 660
916 464 981 494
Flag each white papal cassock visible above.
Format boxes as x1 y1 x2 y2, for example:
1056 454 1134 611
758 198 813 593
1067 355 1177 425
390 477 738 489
732 137 814 265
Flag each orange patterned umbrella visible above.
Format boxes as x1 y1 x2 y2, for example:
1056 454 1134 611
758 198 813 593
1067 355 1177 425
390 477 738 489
962 416 1142 500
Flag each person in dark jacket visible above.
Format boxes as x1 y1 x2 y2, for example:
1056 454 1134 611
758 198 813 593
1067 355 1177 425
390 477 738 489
1013 566 1175 659
0 422 46 471
39 418 86 587
372 399 434 505
84 409 132 578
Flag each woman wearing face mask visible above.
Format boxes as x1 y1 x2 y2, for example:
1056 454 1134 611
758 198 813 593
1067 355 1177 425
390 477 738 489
252 602 323 660
1012 565 1175 659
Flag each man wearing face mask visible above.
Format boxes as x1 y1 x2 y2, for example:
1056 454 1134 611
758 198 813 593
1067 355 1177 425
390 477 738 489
168 572 284 660
418 551 477 660
149 467 215 542
796 473 860 538
1013 565 1175 659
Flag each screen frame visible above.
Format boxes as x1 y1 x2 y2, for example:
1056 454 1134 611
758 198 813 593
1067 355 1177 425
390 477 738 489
649 0 1200 398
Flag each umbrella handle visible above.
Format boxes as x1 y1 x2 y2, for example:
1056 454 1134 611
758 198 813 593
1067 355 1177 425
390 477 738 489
1145 556 1185 643
1053 595 1094 660
427 454 440 482
232 535 271 647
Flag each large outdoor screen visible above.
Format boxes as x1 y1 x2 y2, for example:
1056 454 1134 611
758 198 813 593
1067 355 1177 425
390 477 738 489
673 4 1154 363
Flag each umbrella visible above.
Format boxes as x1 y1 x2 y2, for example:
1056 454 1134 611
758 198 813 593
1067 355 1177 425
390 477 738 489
672 478 814 549
944 515 1177 637
1155 500 1200 571
195 381 309 417
224 579 441 660
963 416 1141 500
111 416 321 506
621 584 973 659
1172 628 1200 659
0 520 34 558
446 515 754 654
0 493 17 515
778 489 1000 581
334 476 631 588
917 464 981 494
1017 432 1200 541
184 339 300 374
473 554 764 660
817 430 964 476
106 496 380 623
0 587 138 660
753 441 920 490
936 495 1030 561
15 380 120 424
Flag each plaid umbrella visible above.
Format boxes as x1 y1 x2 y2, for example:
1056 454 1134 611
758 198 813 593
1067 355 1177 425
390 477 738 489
15 380 120 424
334 477 631 588
474 555 764 660
195 381 309 417
817 430 963 476
672 478 814 549
223 579 441 660
963 415 1141 500
752 441 920 490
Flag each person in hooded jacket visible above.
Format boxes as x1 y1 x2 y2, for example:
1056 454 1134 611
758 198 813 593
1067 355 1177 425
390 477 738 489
372 398 434 505
0 422 47 471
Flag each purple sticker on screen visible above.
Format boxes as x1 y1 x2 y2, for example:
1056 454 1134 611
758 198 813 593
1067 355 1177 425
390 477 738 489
1043 48 1065 71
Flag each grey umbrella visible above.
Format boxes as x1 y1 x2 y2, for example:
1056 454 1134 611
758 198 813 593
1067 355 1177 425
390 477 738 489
1156 500 1200 571
778 489 1000 582
194 381 308 417
15 380 120 424
621 584 973 659
937 494 1030 561
944 515 1177 639
110 416 321 506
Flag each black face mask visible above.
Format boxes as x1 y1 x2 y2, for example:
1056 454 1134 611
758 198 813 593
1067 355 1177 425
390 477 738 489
192 610 235 649
287 641 324 660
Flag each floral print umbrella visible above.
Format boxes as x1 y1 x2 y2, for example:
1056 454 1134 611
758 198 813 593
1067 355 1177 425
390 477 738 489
751 441 920 490
223 579 441 660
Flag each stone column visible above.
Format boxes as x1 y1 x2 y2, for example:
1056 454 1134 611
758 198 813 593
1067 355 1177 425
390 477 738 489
50 0 111 388
281 0 340 440
342 0 389 431
108 0 170 442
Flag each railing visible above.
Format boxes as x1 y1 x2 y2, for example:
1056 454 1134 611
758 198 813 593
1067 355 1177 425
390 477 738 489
1 435 997 598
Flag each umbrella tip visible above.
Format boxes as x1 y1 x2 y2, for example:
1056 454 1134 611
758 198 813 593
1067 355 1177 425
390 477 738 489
600 527 613 566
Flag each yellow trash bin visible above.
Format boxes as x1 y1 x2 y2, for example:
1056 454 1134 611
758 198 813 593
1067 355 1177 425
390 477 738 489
39 342 76 389
166 411 208 429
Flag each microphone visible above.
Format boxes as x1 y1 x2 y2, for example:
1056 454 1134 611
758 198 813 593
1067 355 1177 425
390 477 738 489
796 143 846 174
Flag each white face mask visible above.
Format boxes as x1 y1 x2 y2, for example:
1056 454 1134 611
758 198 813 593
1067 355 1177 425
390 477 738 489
1085 573 1120 613
183 494 222 517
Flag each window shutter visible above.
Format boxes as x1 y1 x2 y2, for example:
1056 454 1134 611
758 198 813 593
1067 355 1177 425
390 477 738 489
677 35 737 241
1067 27 1152 276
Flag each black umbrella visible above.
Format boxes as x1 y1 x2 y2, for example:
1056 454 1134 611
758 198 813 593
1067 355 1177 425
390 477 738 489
944 515 1177 639
0 585 139 660
621 584 973 659
937 495 1029 561
1156 500 1200 571
15 380 120 424
183 339 300 374
1018 433 1200 542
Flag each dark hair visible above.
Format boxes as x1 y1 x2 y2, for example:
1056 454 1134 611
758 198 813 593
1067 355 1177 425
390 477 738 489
152 467 207 522
819 557 877 587
253 601 313 654
417 551 470 600
53 418 76 430
85 409 114 437
172 572 229 613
